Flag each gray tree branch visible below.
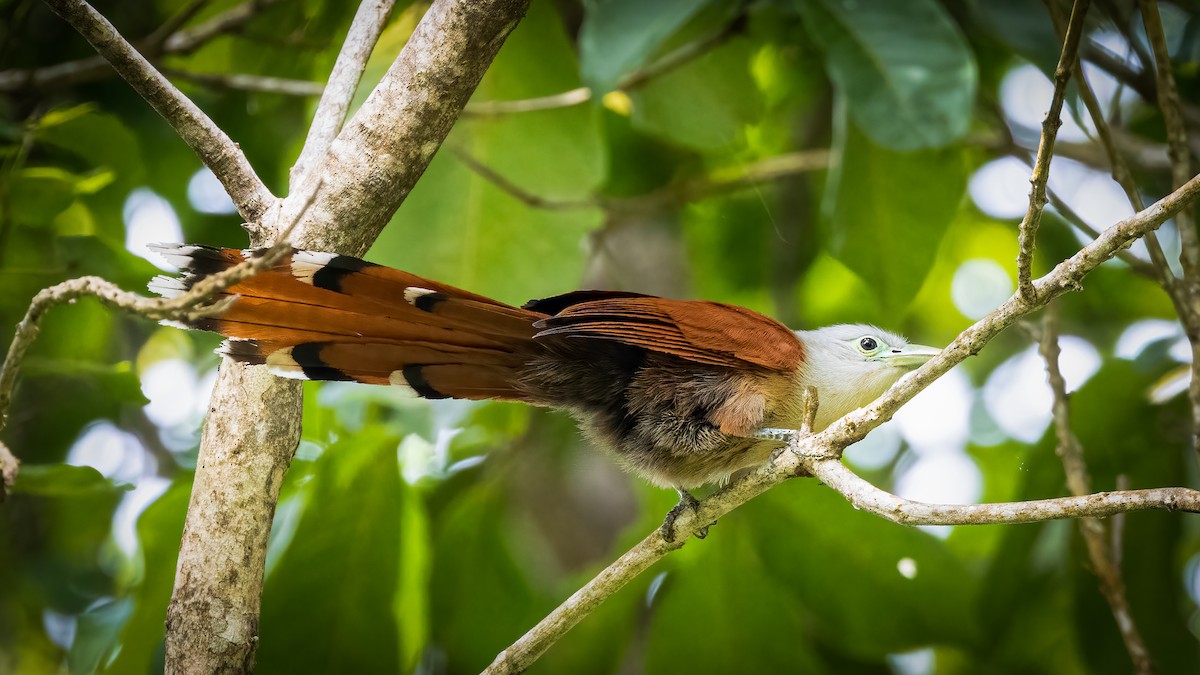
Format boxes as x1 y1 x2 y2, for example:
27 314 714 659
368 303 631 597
162 67 325 97
1036 305 1155 675
159 0 533 671
43 0 277 224
290 0 397 184
1016 0 1090 302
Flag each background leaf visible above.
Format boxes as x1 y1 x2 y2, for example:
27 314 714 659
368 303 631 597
822 116 967 312
797 0 977 150
579 0 719 94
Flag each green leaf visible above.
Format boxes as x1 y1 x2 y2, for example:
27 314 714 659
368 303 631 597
797 0 977 150
6 168 78 227
579 0 718 94
36 106 143 185
256 429 407 674
69 597 133 675
630 36 762 151
963 0 1061 75
822 116 966 313
12 464 131 497
749 481 980 658
104 480 191 675
646 520 830 673
428 483 545 673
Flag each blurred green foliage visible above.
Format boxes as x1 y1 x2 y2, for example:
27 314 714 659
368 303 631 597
1 0 1199 673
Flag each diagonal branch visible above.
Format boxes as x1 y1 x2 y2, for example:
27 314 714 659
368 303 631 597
291 0 397 184
1045 0 1175 291
160 1 534 672
1037 305 1155 675
464 4 745 117
485 171 1200 674
0 0 287 92
43 0 276 224
454 147 830 212
1016 0 1091 302
1140 0 1196 281
0 189 315 450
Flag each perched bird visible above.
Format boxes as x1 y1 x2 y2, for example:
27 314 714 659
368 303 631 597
149 244 939 538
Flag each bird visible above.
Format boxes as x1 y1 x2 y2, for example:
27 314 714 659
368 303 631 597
148 243 939 539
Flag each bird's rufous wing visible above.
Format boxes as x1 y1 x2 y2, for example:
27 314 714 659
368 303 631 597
526 294 804 371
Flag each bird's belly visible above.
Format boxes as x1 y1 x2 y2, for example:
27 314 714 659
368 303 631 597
576 412 779 488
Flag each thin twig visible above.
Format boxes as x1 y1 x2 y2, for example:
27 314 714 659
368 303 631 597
464 4 745 118
1046 189 1158 279
1139 0 1198 289
1083 41 1200 132
464 87 592 116
291 0 397 184
1047 2 1173 279
0 184 315 441
805 460 1198 525
1016 0 1091 303
163 68 325 96
453 146 830 212
1037 304 1156 674
617 151 832 212
1047 0 1200 467
449 146 595 210
43 0 277 224
485 171 1200 674
144 0 213 49
162 0 288 54
1143 0 1200 465
0 0 287 92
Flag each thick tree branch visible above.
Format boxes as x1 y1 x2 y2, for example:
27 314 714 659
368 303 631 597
160 1 532 671
486 171 1200 674
291 0 396 184
43 0 276 224
1037 305 1155 675
282 0 531 251
1016 0 1090 302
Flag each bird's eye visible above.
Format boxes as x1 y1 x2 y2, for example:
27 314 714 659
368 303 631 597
858 337 879 352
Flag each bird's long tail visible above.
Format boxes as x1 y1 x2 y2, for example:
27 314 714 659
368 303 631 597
147 244 545 401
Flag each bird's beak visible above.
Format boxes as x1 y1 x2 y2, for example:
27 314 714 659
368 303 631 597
873 344 941 369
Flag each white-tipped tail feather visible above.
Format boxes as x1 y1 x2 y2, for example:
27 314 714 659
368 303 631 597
147 243 203 270
403 287 436 305
290 250 337 285
147 274 187 298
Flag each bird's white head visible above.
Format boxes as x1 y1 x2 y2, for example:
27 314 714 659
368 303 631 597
794 324 940 430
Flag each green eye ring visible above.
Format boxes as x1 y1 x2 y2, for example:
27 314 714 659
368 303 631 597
857 336 882 354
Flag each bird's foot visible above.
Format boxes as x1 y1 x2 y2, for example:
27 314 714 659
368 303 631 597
753 427 800 443
661 488 716 542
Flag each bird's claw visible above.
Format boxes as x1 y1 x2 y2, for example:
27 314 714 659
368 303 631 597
661 488 716 542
